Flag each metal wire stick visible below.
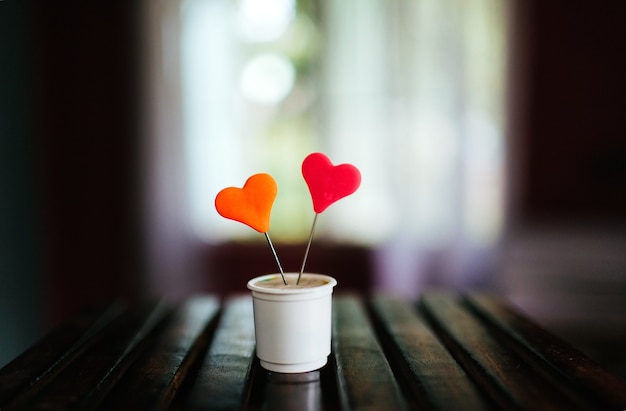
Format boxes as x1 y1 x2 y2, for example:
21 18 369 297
265 232 287 285
297 213 319 285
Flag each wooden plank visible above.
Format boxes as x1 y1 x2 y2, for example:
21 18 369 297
420 293 596 411
13 300 170 411
464 293 626 410
184 295 256 411
332 295 408 411
0 301 125 409
5 292 624 411
369 295 491 410
100 296 220 410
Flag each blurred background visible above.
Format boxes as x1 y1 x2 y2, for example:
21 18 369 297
1 0 625 376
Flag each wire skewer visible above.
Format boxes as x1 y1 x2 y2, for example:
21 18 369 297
297 213 318 285
265 232 287 285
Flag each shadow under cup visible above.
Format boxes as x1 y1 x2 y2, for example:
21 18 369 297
247 273 337 373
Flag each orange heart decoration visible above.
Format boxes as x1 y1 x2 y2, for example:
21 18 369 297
215 173 277 233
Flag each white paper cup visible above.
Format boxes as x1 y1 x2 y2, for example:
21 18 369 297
247 273 337 373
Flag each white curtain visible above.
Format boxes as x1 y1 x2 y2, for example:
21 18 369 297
319 0 508 295
144 0 509 299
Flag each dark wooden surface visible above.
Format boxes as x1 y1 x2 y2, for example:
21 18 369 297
2 293 625 410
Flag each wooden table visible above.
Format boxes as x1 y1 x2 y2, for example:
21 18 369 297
1 293 625 410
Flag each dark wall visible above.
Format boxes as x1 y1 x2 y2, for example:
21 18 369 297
1 1 43 367
0 0 144 360
32 1 145 326
518 1 626 223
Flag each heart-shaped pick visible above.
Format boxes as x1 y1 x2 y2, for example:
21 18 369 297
215 173 277 233
302 152 361 213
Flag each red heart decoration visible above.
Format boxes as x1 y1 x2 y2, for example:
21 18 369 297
215 173 277 233
302 152 361 213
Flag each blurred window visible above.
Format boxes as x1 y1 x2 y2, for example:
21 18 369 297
180 0 508 250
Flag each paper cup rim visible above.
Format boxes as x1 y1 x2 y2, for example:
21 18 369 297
247 273 337 294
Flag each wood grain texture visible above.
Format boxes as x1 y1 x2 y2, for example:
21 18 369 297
2 293 625 410
464 293 626 410
100 297 220 411
332 295 408 411
184 295 256 411
0 301 124 409
420 293 596 411
9 300 170 411
370 295 491 410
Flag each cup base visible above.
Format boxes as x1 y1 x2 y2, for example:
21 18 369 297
260 356 328 373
